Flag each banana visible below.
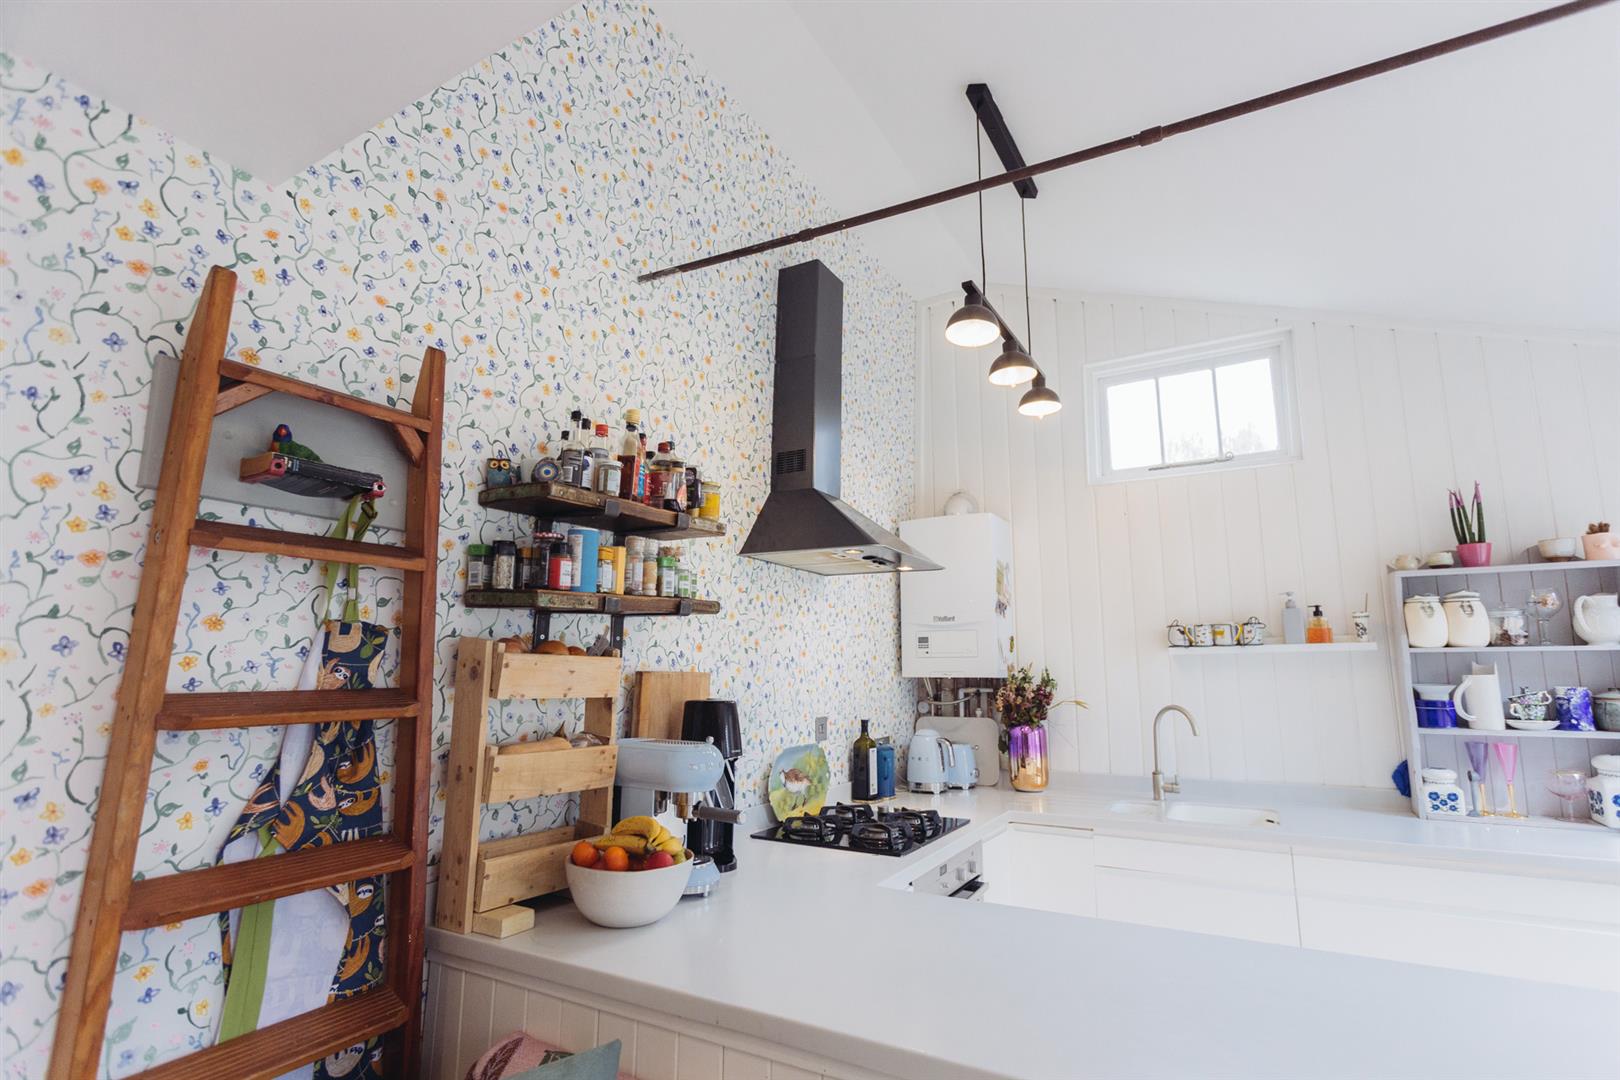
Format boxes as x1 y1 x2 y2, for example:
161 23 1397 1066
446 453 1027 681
612 816 669 844
589 834 650 857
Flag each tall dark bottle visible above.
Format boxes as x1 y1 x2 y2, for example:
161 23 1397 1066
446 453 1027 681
851 718 878 801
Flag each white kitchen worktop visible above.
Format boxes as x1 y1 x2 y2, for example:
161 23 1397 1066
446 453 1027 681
427 775 1620 1080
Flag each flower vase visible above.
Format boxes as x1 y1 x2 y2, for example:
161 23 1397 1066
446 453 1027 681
1008 724 1048 792
1456 542 1492 568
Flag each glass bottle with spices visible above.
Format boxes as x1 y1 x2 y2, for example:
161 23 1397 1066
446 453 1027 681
641 541 659 597
466 543 491 589
684 464 701 514
659 442 688 512
576 416 598 491
699 481 721 521
491 540 518 590
546 534 573 590
618 410 645 500
557 409 584 486
658 544 680 598
623 536 644 595
588 423 612 493
515 545 534 589
641 448 659 506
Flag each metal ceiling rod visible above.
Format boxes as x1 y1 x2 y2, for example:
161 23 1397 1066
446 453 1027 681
637 0 1612 284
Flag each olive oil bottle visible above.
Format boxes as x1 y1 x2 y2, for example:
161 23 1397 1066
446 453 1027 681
852 719 878 801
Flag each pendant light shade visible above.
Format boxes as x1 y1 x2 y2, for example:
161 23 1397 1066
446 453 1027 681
1017 373 1062 418
987 343 1038 386
945 302 1001 348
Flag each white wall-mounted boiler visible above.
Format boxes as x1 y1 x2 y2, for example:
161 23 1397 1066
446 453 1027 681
899 513 1013 678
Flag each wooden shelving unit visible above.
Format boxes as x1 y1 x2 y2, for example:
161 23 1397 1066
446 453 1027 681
435 639 623 940
1387 558 1620 828
480 480 725 541
49 266 444 1080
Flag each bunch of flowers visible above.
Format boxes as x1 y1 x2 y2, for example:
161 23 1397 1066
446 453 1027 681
994 666 1087 751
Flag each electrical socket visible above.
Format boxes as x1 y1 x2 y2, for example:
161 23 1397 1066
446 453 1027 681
814 716 828 742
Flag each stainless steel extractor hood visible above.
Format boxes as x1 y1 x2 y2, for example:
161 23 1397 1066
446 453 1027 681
740 261 941 576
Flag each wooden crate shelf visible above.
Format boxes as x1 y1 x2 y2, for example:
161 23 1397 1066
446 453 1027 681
480 480 726 540
435 640 622 940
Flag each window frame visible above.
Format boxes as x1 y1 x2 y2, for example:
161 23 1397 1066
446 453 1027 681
1084 327 1301 485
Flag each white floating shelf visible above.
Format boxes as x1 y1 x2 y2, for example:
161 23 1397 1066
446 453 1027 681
1389 558 1620 579
1416 726 1620 741
1405 644 1620 654
1170 640 1377 655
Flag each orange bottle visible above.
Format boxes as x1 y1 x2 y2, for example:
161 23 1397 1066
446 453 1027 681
1306 604 1333 644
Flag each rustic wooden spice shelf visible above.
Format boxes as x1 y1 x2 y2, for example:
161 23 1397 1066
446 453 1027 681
479 480 726 540
463 588 720 617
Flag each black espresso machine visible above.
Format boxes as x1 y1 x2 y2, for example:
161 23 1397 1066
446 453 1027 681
682 699 742 872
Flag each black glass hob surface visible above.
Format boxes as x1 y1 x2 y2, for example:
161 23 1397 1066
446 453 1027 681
751 803 968 857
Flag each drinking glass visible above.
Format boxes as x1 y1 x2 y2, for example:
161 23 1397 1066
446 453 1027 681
1548 769 1589 821
1528 588 1562 645
1494 743 1525 818
1464 741 1493 816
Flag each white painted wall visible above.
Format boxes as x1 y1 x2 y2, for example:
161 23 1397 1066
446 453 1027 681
915 287 1620 788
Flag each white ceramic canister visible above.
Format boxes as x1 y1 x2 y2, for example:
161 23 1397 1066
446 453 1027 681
1442 590 1491 648
1419 767 1467 817
1587 755 1620 829
1404 594 1448 648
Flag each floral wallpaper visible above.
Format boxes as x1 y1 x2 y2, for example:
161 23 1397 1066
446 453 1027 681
0 2 918 1074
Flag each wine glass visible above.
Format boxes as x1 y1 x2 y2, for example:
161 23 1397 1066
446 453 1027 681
1528 588 1562 645
1548 769 1589 821
1494 743 1525 818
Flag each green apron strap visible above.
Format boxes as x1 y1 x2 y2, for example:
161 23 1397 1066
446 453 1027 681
217 829 278 1040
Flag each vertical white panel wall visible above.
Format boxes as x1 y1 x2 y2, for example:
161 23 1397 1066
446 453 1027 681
915 287 1620 788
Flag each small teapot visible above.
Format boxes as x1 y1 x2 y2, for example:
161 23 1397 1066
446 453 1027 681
1506 687 1553 724
1238 617 1267 646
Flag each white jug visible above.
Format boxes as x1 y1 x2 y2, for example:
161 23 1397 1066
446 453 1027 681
1403 595 1448 648
1572 593 1620 645
1453 663 1506 730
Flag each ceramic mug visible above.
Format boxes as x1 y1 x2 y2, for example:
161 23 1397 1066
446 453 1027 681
1351 611 1372 642
1554 686 1595 732
1166 621 1191 648
1190 623 1214 647
1238 617 1266 646
1595 690 1620 733
1211 622 1237 646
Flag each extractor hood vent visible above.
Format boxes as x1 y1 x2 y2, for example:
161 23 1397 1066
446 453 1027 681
739 261 941 577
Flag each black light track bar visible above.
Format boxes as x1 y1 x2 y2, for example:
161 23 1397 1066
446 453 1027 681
967 84 1036 199
636 0 1612 283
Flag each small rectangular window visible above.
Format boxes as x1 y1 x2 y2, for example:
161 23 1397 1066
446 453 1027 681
1085 329 1299 484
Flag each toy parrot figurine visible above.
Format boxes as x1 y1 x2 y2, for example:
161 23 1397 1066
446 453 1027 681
270 423 323 463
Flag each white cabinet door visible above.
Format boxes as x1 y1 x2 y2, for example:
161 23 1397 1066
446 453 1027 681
1092 835 1299 946
980 821 1096 917
1294 855 1620 991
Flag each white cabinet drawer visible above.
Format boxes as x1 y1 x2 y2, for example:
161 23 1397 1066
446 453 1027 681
1094 866 1300 945
1094 834 1294 892
981 822 1096 917
1294 855 1620 990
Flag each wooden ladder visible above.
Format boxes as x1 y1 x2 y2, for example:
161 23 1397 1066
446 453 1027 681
48 266 445 1080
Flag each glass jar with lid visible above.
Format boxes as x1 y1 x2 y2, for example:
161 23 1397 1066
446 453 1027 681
1488 607 1529 646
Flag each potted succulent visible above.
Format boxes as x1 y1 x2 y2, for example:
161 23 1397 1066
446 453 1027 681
995 666 1087 792
1585 521 1619 562
1449 483 1491 567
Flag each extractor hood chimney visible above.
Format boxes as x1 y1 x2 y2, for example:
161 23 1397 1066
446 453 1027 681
739 261 940 576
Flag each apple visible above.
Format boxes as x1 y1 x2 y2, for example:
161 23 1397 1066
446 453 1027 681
644 850 676 870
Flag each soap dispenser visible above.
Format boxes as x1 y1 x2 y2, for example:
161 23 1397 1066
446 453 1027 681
1306 604 1334 644
1281 592 1306 644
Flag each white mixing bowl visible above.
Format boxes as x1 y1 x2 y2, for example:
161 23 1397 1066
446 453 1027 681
565 850 693 928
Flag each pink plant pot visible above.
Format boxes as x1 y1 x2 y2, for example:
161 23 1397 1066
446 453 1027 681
1583 533 1620 561
1456 542 1492 567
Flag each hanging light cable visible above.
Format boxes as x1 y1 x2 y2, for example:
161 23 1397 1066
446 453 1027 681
1016 202 1060 416
944 123 1000 348
991 198 1039 388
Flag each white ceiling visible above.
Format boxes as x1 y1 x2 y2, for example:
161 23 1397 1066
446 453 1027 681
7 1 1616 331
664 0 1620 333
2 0 580 183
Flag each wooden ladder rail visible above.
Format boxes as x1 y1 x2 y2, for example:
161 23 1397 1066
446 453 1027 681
46 265 445 1080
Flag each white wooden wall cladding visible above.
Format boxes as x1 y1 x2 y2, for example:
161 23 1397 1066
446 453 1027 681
916 287 1620 790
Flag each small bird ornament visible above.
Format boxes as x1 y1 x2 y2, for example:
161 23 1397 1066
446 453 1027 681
270 423 322 463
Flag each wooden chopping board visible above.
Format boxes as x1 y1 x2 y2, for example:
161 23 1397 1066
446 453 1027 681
632 670 711 740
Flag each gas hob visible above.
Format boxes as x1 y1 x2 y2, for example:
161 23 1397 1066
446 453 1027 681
750 803 967 857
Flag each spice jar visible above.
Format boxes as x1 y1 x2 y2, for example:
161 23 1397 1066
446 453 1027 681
546 537 573 590
624 536 645 595
699 482 721 521
466 543 491 589
491 540 518 590
642 543 660 598
595 458 623 499
658 545 680 598
515 546 534 589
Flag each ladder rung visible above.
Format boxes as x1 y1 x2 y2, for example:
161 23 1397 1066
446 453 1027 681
220 359 431 431
130 986 408 1080
124 838 414 928
156 689 421 730
190 519 426 571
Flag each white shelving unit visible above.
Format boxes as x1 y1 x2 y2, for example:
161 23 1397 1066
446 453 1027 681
1170 640 1377 656
1387 558 1620 827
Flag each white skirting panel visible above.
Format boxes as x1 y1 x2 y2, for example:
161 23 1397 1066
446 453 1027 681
916 286 1620 791
422 954 901 1080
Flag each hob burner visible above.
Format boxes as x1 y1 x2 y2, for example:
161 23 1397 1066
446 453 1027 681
751 803 967 857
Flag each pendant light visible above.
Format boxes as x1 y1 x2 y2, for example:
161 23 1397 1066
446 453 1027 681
994 199 1041 390
943 125 999 348
1018 373 1062 418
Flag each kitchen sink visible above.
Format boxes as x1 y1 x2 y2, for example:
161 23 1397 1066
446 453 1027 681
1107 800 1281 827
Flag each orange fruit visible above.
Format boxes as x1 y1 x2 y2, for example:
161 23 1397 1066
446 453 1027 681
601 846 630 872
570 841 600 868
